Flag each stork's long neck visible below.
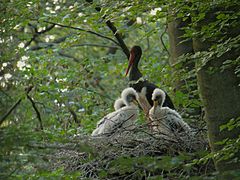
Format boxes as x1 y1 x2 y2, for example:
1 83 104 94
129 66 142 81
129 54 142 81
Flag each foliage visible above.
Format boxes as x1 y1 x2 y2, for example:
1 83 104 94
0 0 239 179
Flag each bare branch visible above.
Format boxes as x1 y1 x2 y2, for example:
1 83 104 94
71 43 120 49
42 20 120 46
86 1 130 59
0 99 22 126
160 25 170 57
0 86 34 126
24 24 55 48
24 35 36 48
26 94 44 130
57 51 90 74
28 43 54 51
68 107 80 125
86 0 131 59
58 51 81 63
105 20 130 59
29 42 119 51
38 24 55 34
28 35 70 51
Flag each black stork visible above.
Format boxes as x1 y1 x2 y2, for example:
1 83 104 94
125 46 175 113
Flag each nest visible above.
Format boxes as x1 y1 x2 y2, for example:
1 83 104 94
49 124 212 179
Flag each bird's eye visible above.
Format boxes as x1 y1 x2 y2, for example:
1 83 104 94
156 95 162 100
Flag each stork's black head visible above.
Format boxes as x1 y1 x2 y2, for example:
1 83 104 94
125 46 142 76
131 46 142 56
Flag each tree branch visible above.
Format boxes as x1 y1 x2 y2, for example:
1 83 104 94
28 35 70 51
57 51 90 73
26 94 44 130
0 99 22 126
38 24 55 34
29 42 119 51
42 20 120 46
105 20 130 59
160 24 170 57
85 0 130 59
0 86 33 126
58 51 81 63
67 107 80 125
71 43 120 49
24 24 55 48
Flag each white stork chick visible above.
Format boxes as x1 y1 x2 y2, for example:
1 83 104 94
113 98 126 111
91 88 138 137
91 98 125 136
149 88 191 137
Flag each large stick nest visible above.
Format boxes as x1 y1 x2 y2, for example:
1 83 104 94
49 124 213 179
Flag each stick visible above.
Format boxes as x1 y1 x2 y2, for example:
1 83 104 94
26 94 44 130
105 20 130 58
0 86 33 126
0 99 22 126
84 0 130 59
42 20 120 46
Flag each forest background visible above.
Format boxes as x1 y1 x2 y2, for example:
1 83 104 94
1 0 240 179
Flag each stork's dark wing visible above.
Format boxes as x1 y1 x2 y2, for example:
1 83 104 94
130 80 175 110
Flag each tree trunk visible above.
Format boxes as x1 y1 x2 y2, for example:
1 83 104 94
168 18 194 66
168 18 200 114
168 18 196 92
195 42 240 175
193 8 240 176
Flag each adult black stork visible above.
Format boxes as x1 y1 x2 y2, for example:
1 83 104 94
125 46 175 113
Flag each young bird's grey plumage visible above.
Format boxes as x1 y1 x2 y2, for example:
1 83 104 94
149 88 191 136
92 88 139 137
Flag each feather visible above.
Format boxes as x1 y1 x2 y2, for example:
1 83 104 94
149 88 192 136
92 88 139 137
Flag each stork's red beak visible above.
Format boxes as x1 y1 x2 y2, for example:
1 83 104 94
125 51 135 76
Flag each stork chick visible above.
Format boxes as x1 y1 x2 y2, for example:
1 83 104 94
91 88 139 137
92 98 125 135
113 98 126 111
149 88 191 136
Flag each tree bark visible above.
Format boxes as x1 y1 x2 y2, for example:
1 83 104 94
168 18 194 65
168 18 200 114
193 7 240 176
195 42 240 175
168 18 195 92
